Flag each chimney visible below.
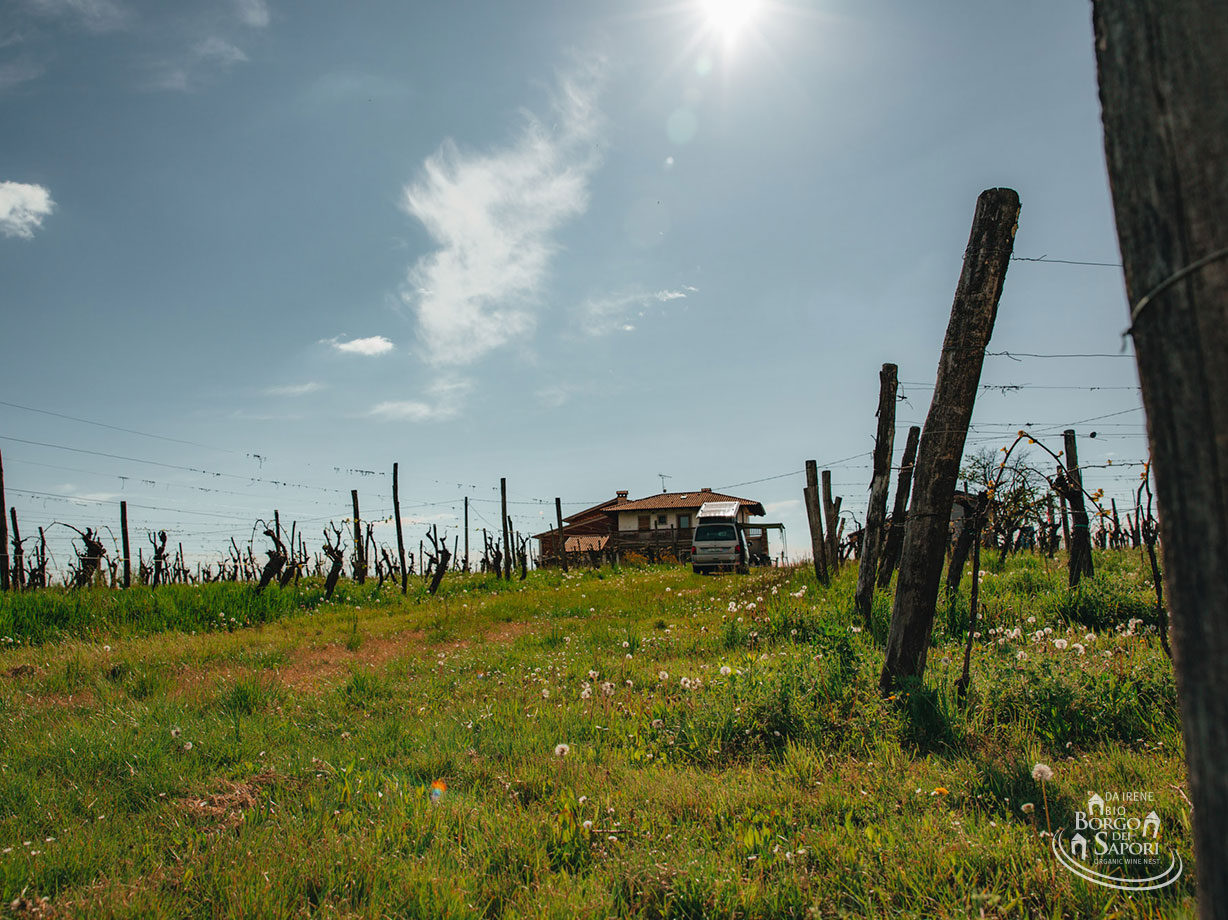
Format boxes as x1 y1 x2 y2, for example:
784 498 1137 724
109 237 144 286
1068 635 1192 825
616 490 629 502
700 487 712 492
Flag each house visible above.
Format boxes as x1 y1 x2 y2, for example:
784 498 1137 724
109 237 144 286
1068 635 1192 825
535 488 773 565
532 496 620 563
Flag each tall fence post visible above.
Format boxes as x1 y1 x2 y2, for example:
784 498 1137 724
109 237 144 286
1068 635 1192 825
1062 429 1094 586
881 188 1019 692
555 497 569 573
854 363 898 626
1094 3 1228 909
821 471 840 573
500 478 512 580
463 496 470 573
878 424 921 588
803 459 828 585
393 463 408 594
120 500 131 589
351 489 366 584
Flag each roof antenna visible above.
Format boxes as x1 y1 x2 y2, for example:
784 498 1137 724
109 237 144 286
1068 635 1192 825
657 473 672 493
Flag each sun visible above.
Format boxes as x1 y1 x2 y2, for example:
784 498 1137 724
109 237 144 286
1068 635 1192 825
697 0 762 42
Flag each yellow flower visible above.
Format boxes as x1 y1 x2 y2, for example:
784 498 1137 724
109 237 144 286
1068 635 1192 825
931 786 949 796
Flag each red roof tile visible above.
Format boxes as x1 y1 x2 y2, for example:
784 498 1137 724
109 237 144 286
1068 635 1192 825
605 490 765 516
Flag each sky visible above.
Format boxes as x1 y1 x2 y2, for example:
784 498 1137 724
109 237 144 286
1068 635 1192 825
0 0 1147 573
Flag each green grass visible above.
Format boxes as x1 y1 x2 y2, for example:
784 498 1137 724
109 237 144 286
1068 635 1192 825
0 551 1194 918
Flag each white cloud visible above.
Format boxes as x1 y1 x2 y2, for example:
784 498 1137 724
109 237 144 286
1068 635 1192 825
400 59 605 365
577 286 696 336
265 381 325 397
369 379 471 422
0 181 54 238
149 36 248 91
322 335 395 356
0 57 46 92
234 0 269 28
23 0 130 32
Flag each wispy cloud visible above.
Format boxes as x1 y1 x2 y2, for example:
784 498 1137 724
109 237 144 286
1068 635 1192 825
23 0 130 32
321 335 395 356
0 56 46 92
400 59 605 366
149 36 248 91
369 379 471 422
234 0 269 28
0 181 54 238
577 285 696 336
265 381 325 397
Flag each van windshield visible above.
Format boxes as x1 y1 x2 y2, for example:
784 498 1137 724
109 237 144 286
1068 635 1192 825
695 524 737 542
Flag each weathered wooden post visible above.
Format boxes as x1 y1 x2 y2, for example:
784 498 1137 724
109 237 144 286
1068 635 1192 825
0 448 8 592
120 500 131 589
393 463 408 594
854 363 898 626
1095 7 1228 905
351 489 366 584
821 471 840 573
9 508 23 590
880 188 1019 692
1061 429 1095 586
555 497 569 573
878 425 921 588
500 479 512 580
463 496 470 573
803 460 828 585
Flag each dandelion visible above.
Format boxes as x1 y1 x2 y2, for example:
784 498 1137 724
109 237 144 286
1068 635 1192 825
582 820 593 830
170 727 182 739
1072 643 1085 655
1032 763 1054 834
1016 651 1027 661
183 741 193 752
1053 638 1068 650
930 787 949 796
679 676 693 690
601 681 615 697
580 685 592 700
1021 802 1034 814
588 670 599 680
554 743 570 758
541 688 550 699
658 671 669 682
720 665 732 676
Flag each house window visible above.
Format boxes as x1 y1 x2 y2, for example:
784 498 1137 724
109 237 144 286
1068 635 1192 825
677 514 691 530
637 515 650 531
656 514 667 527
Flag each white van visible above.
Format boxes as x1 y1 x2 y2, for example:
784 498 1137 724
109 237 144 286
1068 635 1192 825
690 501 749 575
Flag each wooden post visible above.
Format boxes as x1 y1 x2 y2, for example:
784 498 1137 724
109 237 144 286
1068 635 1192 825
821 471 839 573
854 363 898 626
0 448 8 592
878 425 921 588
351 489 365 584
1094 4 1228 910
500 478 512 580
803 460 828 585
1062 429 1095 586
463 496 470 573
274 509 281 545
120 500 131 589
555 497 569 573
393 463 408 595
9 507 23 590
881 188 1019 692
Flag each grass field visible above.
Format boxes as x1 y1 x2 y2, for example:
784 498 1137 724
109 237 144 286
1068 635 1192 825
0 552 1192 918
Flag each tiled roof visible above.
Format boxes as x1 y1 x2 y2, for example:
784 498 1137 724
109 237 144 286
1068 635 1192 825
564 535 609 552
605 490 765 516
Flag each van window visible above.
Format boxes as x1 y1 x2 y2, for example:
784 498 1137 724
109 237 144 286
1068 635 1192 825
695 523 737 542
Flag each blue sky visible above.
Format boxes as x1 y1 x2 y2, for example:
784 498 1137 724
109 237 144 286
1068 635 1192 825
0 0 1145 571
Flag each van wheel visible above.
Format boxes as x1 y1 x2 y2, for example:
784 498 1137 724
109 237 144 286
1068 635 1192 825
736 564 749 575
